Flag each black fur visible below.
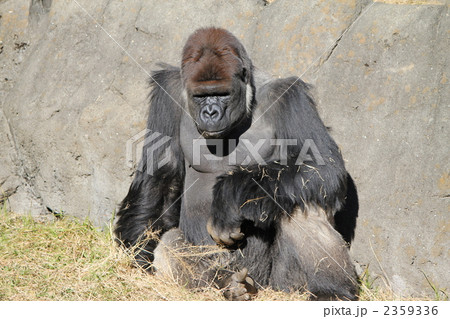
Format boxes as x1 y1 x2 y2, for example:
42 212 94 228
115 27 358 299
115 67 185 266
210 77 348 234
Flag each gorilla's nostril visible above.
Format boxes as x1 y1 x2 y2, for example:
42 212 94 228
201 104 222 122
208 109 218 118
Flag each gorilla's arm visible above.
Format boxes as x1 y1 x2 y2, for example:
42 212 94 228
208 78 348 245
115 67 185 266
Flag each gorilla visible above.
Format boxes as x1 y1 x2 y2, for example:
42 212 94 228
115 27 359 300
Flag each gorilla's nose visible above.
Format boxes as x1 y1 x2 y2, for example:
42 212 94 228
200 104 223 123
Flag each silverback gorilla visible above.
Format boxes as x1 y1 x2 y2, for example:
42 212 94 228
115 27 359 300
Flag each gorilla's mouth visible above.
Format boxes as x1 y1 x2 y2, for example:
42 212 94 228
197 127 227 139
197 115 252 140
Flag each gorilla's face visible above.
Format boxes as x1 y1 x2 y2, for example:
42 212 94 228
181 28 253 138
186 74 251 138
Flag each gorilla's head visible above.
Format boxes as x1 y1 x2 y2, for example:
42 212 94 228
181 27 254 138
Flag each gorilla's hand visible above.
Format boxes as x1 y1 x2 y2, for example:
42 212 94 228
207 216 244 246
208 174 246 246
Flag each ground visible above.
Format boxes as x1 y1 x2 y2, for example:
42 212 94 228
0 206 443 301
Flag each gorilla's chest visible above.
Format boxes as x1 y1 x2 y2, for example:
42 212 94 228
179 114 276 244
180 115 276 174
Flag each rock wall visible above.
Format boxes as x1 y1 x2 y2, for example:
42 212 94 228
0 0 448 297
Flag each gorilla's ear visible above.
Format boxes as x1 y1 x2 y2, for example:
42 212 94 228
242 59 254 85
242 67 249 84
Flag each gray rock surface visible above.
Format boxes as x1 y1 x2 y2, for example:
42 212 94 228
0 0 448 297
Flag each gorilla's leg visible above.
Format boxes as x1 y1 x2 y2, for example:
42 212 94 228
153 228 257 300
269 206 358 300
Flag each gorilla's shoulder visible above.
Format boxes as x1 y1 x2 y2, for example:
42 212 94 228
149 63 181 88
259 76 312 95
256 73 316 114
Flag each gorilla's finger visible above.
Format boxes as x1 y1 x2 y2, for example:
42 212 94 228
219 234 235 246
244 276 258 295
232 268 248 283
206 219 221 243
208 230 220 244
230 231 244 241
234 292 250 301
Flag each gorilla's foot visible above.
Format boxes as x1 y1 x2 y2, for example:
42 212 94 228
222 268 257 301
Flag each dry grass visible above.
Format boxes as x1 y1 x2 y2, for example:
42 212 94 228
0 206 219 301
0 206 299 301
0 206 440 301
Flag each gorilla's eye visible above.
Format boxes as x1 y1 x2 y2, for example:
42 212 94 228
217 93 231 100
221 95 231 104
193 96 207 103
193 95 230 105
242 68 247 80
